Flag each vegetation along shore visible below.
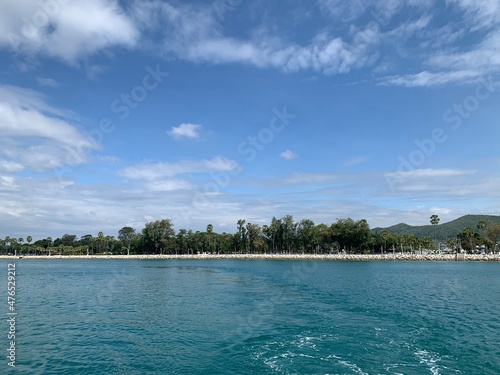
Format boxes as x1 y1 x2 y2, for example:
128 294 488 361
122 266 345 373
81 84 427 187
2 214 499 258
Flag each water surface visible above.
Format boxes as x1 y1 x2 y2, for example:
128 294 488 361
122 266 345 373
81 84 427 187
1 260 498 374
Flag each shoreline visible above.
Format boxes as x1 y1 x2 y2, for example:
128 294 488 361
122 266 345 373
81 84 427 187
0 253 498 261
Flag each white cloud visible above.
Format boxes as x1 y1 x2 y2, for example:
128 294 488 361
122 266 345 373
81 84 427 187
429 29 500 73
0 84 75 119
120 156 240 181
3 0 497 85
392 168 475 178
280 150 298 160
0 84 97 172
1 166 498 239
450 0 500 29
319 0 369 21
384 168 478 194
0 160 24 173
0 0 138 63
168 123 201 140
344 156 368 166
36 77 60 88
379 70 482 87
180 31 379 75
133 1 382 76
145 180 193 192
282 173 339 185
429 206 452 216
132 1 498 84
118 155 242 195
379 2 500 87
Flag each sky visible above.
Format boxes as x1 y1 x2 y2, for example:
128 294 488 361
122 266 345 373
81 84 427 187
1 0 500 239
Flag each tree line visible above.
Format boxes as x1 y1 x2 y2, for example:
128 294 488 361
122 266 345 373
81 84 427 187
1 215 500 256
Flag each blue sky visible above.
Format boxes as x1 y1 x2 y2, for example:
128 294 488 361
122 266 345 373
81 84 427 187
1 0 499 239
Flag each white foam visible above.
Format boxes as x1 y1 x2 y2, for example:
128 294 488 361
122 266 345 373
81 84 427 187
338 360 369 375
415 349 441 375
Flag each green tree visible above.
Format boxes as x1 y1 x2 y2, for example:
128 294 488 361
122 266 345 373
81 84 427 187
245 223 261 253
459 227 476 252
10 238 18 256
47 237 52 256
96 232 105 253
421 237 433 252
176 229 188 254
268 217 283 252
4 236 11 255
331 218 370 253
297 219 315 253
485 223 500 253
446 237 458 253
476 220 487 248
206 224 215 253
477 220 487 232
430 214 440 249
281 215 296 253
26 236 32 254
61 234 77 247
105 235 115 254
118 227 135 256
236 219 247 252
314 223 331 254
142 219 175 254
18 238 24 255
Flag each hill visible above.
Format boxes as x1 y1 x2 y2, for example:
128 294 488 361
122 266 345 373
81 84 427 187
372 215 500 241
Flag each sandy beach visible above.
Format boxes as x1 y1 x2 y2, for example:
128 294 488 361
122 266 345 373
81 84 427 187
0 253 498 261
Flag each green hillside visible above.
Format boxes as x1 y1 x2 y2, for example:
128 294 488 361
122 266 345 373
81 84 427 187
372 215 500 241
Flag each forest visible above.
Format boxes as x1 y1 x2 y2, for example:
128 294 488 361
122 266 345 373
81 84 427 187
2 215 500 256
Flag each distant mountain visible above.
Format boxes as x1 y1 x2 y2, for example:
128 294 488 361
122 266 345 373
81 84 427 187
372 215 500 241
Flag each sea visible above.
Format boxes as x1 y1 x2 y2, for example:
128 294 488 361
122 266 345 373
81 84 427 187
1 259 499 374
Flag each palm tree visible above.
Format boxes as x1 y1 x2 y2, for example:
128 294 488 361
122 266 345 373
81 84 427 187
486 224 500 255
446 238 457 254
459 227 476 253
10 238 18 256
381 230 389 253
26 236 33 255
105 236 114 254
477 220 487 231
206 224 214 253
97 231 104 253
18 237 24 255
4 236 10 255
47 237 53 256
236 219 246 253
477 220 487 250
430 214 440 250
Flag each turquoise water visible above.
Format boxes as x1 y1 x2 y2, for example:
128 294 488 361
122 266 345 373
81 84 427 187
1 260 499 374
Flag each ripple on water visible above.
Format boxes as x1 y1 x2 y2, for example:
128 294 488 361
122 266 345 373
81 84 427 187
4 260 499 374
